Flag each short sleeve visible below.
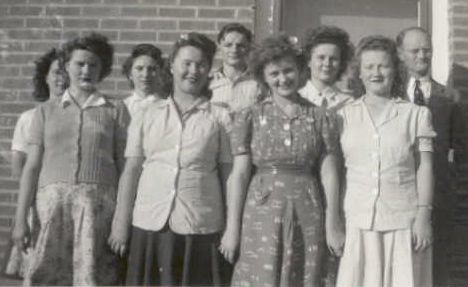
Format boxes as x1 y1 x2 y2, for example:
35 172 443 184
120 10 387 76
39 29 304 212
28 104 46 147
11 109 34 152
125 107 145 158
216 109 233 163
416 106 436 152
317 108 339 154
230 107 253 155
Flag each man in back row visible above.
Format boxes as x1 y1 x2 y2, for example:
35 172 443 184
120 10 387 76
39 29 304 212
397 26 465 286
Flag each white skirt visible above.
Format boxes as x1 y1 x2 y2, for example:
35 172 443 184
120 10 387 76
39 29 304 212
337 225 432 287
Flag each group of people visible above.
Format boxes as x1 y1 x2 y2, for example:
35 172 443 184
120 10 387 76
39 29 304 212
3 22 463 287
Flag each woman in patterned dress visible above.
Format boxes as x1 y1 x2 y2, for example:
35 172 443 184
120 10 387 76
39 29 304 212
12 33 129 286
219 34 344 287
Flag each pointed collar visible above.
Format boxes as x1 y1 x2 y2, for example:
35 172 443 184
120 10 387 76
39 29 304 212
299 80 338 106
60 89 108 109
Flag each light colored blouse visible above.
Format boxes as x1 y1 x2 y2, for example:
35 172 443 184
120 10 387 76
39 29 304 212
29 90 129 188
12 108 35 153
338 97 436 231
123 92 159 119
125 96 232 234
209 67 260 114
299 80 354 110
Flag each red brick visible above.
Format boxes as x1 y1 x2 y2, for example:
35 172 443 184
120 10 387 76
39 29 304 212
63 30 82 40
140 20 176 30
140 0 176 4
0 116 18 128
121 7 158 17
0 54 36 65
64 0 102 4
0 103 34 115
26 18 63 29
198 8 235 19
64 19 99 29
0 130 14 140
120 31 156 42
21 66 35 77
23 41 58 53
158 8 196 18
97 30 119 41
158 32 183 43
0 0 27 4
179 20 216 30
237 8 254 20
0 66 20 78
0 204 16 216
29 0 64 3
179 0 216 6
1 78 31 90
0 168 11 179
44 30 63 40
45 6 81 16
83 6 120 17
8 6 44 16
0 19 25 29
218 0 253 7
7 29 43 40
101 19 138 29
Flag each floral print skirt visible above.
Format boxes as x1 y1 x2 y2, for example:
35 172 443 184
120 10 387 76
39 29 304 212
24 183 119 286
231 170 326 287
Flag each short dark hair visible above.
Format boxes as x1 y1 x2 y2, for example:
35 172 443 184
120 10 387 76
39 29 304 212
61 32 114 81
301 25 354 80
217 22 253 43
32 48 63 102
170 32 217 68
249 34 307 92
355 35 402 96
122 44 164 89
396 26 431 48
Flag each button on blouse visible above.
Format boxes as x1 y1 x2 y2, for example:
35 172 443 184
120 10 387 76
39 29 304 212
125 96 232 234
338 98 436 231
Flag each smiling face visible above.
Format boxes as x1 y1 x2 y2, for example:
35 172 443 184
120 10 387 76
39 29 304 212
308 43 341 85
129 55 160 95
219 31 250 68
66 49 102 92
359 50 394 96
263 56 300 98
398 30 432 78
171 46 210 95
46 59 66 98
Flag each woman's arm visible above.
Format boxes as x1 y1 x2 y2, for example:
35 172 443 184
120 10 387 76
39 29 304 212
219 154 251 263
320 153 345 256
108 156 143 257
219 162 233 197
11 151 27 179
12 145 43 251
413 151 434 252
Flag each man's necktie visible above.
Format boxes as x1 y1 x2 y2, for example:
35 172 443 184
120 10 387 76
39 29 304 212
413 80 425 106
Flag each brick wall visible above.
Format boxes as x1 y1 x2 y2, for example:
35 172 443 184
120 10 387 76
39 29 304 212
0 0 255 261
448 0 468 283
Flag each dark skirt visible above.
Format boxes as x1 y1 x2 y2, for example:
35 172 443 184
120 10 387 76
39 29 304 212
126 225 232 286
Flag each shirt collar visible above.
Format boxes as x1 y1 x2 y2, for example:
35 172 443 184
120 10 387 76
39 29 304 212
209 66 253 89
155 95 210 111
299 80 338 105
408 76 431 86
125 92 159 105
60 89 108 109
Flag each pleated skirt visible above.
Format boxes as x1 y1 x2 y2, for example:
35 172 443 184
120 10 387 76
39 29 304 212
336 225 432 287
126 225 232 286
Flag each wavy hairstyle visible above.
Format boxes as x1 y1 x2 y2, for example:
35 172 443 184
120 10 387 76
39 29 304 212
301 25 354 80
60 32 114 81
32 48 65 102
122 43 165 89
355 35 403 97
249 34 307 92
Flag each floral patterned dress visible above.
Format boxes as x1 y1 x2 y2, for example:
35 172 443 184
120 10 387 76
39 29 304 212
230 97 338 287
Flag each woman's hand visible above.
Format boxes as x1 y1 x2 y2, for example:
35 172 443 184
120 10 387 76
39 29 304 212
12 220 30 253
412 208 432 252
325 213 345 257
219 225 240 264
107 219 130 257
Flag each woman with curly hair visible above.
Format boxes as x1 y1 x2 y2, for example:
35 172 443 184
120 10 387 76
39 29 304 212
220 34 344 287
122 43 168 118
300 26 355 110
3 48 66 279
109 32 232 286
12 33 129 286
336 36 434 287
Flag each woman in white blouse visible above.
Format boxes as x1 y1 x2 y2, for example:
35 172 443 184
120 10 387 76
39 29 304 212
336 36 435 287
